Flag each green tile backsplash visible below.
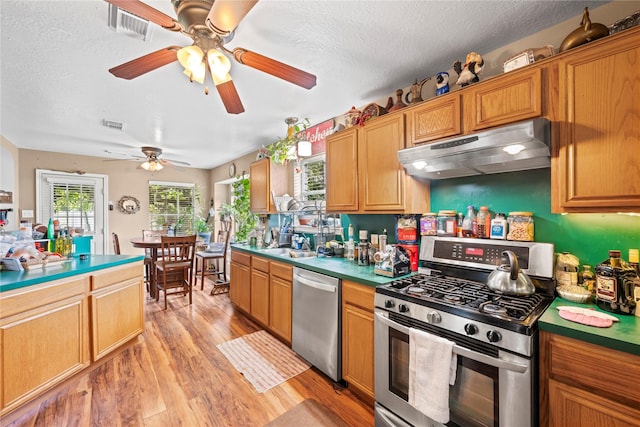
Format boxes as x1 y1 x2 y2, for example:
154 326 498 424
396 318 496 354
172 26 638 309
347 168 639 268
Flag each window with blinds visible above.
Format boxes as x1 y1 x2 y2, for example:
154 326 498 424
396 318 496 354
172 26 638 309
298 155 326 201
148 181 195 231
51 182 96 232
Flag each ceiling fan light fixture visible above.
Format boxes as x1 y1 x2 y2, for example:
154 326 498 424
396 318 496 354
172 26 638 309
207 49 232 85
141 159 163 171
178 45 206 84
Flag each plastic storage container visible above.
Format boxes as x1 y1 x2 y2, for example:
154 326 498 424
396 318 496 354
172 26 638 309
490 213 507 240
506 212 534 241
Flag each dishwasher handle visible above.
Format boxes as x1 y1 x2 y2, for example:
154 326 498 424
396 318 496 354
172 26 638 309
294 274 337 293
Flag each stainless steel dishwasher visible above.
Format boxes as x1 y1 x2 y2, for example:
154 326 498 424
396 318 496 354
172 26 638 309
292 267 341 382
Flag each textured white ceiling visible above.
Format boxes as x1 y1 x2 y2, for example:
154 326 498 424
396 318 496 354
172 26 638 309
0 0 614 169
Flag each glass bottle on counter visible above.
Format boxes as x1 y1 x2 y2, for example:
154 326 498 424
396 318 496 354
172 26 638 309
595 250 638 315
461 205 476 238
346 224 355 261
476 206 491 239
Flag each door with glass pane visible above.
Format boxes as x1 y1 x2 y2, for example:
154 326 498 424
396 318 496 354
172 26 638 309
36 170 108 254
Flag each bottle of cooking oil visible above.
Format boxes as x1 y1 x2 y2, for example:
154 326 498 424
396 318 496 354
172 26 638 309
595 250 638 315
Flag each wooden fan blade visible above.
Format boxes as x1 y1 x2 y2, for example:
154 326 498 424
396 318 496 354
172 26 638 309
205 0 258 35
109 46 180 79
232 48 317 89
160 158 192 167
215 80 245 114
104 0 182 31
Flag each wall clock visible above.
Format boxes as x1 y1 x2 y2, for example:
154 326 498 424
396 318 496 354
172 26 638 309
229 163 236 177
118 196 140 214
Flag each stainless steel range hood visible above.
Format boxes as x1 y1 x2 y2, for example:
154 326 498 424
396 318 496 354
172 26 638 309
398 118 550 180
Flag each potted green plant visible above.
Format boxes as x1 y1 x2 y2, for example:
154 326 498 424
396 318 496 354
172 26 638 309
194 216 213 244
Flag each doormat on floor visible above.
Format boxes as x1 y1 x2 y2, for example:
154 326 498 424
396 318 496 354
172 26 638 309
265 398 349 427
217 330 310 393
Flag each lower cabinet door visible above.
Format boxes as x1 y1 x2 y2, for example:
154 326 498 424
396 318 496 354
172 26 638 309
1 295 89 413
548 379 640 427
250 269 269 326
269 275 292 343
91 277 144 361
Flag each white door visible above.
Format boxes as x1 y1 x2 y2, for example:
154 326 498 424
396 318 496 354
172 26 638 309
36 170 108 255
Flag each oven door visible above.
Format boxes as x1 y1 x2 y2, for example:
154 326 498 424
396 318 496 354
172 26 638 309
374 309 534 427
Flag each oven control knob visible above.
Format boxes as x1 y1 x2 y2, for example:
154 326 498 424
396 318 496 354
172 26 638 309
464 324 478 335
398 304 409 313
487 330 502 343
427 311 442 324
385 300 395 309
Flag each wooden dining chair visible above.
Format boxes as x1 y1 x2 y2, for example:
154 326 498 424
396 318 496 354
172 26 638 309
195 225 231 295
142 229 168 289
112 232 121 255
155 234 197 309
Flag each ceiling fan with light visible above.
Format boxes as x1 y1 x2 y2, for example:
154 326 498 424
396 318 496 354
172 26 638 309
105 0 317 114
105 146 191 171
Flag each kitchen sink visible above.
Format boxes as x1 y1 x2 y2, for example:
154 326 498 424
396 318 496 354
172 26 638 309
262 248 316 258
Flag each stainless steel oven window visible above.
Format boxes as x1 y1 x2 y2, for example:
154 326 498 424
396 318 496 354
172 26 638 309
449 358 498 427
389 328 410 400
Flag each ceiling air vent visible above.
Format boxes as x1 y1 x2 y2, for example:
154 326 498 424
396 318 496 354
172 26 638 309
102 119 124 131
107 4 153 41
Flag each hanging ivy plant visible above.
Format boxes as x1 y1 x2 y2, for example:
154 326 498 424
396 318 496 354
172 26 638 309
263 117 311 165
230 176 257 243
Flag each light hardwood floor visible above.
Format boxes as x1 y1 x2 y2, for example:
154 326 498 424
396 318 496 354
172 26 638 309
2 279 374 427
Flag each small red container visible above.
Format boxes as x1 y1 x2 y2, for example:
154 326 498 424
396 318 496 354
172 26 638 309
33 239 50 252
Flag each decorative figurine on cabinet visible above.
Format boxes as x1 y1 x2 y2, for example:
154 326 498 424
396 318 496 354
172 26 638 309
435 72 449 95
453 52 484 87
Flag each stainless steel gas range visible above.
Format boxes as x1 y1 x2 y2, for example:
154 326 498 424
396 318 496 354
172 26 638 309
374 236 555 427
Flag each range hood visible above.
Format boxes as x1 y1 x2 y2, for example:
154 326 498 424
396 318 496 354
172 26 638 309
398 118 550 180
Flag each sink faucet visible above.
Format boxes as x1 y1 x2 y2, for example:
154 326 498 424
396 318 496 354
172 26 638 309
301 237 311 251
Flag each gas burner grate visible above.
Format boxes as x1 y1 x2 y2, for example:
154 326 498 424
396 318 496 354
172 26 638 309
386 274 547 320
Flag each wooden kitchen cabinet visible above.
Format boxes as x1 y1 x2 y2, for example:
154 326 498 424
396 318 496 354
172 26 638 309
463 66 543 131
552 27 640 213
539 331 640 427
230 250 251 313
90 263 144 361
325 114 429 214
341 280 375 405
0 276 90 415
269 261 293 343
249 158 288 213
405 92 462 146
250 256 270 326
325 127 359 212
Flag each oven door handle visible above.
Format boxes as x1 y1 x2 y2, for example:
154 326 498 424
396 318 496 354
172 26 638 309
374 311 529 374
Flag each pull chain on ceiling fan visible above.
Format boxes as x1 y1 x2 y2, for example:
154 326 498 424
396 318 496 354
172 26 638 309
105 0 317 114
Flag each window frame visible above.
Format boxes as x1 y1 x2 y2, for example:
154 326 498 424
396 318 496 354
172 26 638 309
148 180 196 231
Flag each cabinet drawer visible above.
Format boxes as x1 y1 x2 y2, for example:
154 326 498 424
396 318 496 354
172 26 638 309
342 280 375 310
546 333 640 405
270 260 292 280
231 250 251 266
251 255 270 273
0 277 88 319
91 263 143 290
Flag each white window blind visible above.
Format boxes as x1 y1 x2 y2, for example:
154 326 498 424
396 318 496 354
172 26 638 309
148 181 195 231
41 177 97 233
296 155 325 201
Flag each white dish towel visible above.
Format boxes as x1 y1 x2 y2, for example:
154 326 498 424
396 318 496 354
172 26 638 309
408 327 458 424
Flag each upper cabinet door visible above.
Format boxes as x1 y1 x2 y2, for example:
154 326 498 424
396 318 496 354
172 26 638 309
249 158 288 214
358 114 405 211
405 93 462 146
326 127 359 212
554 27 640 213
465 67 543 131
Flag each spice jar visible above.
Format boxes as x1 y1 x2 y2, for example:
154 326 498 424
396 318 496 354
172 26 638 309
420 213 437 236
507 212 534 241
436 210 457 237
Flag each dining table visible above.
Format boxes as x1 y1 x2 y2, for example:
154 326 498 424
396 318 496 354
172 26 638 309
130 237 162 298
